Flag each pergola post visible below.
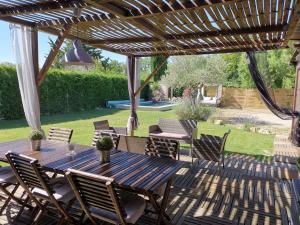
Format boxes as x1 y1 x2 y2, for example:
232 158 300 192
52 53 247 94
291 52 300 144
127 56 138 136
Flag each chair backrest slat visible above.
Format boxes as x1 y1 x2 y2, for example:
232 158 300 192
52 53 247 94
66 169 126 223
91 131 120 149
158 118 197 135
48 127 73 143
120 136 148 154
6 152 51 191
193 130 231 165
145 137 179 160
93 120 110 130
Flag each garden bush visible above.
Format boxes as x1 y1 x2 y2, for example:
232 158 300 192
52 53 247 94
175 98 214 121
0 65 148 120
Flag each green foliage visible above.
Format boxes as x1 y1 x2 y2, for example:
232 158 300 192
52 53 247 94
243 122 254 132
96 136 113 151
175 98 214 121
222 49 295 88
28 130 43 140
151 55 168 82
173 87 184 97
162 55 228 90
0 65 148 120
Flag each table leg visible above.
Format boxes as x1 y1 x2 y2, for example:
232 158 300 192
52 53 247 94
148 179 173 225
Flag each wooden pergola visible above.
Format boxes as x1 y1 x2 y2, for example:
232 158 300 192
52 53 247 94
1 0 300 135
0 0 299 85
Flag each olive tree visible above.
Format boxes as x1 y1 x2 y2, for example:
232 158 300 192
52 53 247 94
160 55 228 95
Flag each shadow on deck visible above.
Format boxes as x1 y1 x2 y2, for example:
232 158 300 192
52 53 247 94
1 153 299 225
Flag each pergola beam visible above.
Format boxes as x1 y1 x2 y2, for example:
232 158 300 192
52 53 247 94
87 25 287 45
84 0 175 43
37 25 72 86
134 56 169 97
283 0 300 45
0 0 87 18
133 46 284 57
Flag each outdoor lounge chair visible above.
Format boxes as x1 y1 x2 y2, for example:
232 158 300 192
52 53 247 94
48 127 73 143
92 131 120 149
66 169 146 225
93 120 128 135
6 152 76 224
193 130 231 169
149 118 197 159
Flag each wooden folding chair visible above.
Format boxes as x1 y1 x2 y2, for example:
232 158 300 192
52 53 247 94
91 131 120 149
145 137 179 160
66 169 146 225
48 127 73 143
6 152 76 225
193 130 231 169
93 120 128 135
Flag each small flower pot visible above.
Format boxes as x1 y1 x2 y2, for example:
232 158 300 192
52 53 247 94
30 140 41 151
99 149 111 163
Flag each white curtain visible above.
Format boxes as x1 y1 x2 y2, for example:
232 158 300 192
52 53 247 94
10 24 42 131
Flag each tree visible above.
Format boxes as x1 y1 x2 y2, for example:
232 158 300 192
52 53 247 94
151 55 168 81
222 49 295 88
161 55 228 90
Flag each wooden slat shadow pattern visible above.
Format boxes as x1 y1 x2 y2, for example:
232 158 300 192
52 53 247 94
0 154 299 225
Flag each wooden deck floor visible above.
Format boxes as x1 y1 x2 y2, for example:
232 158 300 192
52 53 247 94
0 152 299 225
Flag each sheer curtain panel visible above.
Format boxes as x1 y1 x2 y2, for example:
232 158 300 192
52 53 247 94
10 24 42 131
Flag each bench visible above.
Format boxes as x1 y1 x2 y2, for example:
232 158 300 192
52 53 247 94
149 118 197 160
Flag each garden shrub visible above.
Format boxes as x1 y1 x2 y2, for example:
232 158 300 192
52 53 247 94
175 98 214 121
0 65 148 120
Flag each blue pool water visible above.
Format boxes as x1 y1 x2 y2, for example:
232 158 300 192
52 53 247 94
107 100 175 111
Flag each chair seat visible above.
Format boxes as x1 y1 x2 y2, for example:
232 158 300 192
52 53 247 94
0 166 17 184
32 177 74 203
150 132 189 140
90 194 146 224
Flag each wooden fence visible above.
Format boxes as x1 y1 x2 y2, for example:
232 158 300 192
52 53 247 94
206 87 294 109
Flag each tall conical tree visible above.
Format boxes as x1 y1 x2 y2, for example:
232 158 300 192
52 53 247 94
151 55 168 82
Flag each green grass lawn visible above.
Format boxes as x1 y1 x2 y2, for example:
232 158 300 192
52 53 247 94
0 109 274 156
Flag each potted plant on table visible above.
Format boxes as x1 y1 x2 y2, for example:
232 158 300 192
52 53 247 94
29 130 43 151
96 136 113 163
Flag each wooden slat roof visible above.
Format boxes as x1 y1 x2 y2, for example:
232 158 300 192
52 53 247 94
0 0 300 56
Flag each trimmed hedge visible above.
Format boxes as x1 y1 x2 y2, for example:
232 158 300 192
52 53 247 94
0 65 148 120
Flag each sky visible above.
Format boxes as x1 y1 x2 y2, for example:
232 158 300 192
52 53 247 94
0 21 126 65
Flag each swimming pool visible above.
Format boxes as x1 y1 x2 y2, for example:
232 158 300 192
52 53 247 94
107 99 176 111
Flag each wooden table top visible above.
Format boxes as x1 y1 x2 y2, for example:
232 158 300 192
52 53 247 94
0 139 185 193
0 139 93 164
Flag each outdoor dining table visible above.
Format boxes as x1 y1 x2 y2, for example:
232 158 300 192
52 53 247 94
0 139 185 225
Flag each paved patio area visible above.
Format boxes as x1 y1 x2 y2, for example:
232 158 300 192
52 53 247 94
0 151 299 225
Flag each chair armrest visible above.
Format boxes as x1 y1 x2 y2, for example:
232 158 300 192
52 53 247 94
149 125 160 134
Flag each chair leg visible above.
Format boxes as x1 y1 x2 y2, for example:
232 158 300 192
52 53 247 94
0 183 31 215
15 195 31 221
31 208 44 225
0 184 18 214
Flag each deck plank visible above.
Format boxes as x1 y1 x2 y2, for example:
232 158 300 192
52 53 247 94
0 154 299 225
